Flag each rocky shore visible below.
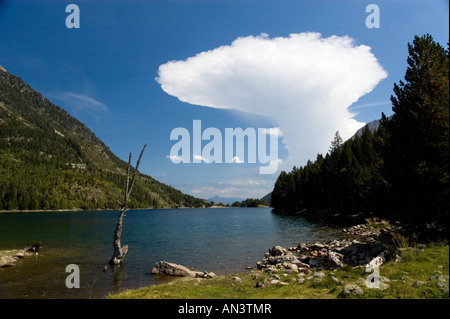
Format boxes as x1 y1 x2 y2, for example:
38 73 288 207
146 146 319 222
0 242 42 267
150 222 399 277
0 250 34 267
256 222 401 273
110 218 449 299
148 221 434 295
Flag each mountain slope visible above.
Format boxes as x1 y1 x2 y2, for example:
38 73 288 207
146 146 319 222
0 66 206 210
260 192 271 205
351 116 393 140
352 119 381 138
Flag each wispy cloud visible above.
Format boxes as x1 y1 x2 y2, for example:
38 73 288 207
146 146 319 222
348 101 391 110
156 32 387 170
51 92 107 116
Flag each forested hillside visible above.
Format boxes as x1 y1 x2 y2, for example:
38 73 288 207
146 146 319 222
0 67 207 210
271 35 449 236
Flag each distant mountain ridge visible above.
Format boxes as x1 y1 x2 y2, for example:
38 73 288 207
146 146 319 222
351 116 392 140
208 196 245 205
0 66 206 210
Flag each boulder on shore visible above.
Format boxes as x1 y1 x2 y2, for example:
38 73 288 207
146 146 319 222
150 261 216 279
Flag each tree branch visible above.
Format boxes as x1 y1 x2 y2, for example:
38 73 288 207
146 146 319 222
127 143 147 199
108 143 147 266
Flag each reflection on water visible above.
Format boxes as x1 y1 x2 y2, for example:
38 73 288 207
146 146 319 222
270 211 347 246
271 210 366 228
0 208 347 299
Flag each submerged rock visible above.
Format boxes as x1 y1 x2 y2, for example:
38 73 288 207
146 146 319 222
1 263 16 268
14 253 25 259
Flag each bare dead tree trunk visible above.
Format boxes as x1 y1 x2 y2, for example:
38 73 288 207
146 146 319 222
108 144 147 266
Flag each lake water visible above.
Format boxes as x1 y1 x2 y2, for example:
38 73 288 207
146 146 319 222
0 207 353 299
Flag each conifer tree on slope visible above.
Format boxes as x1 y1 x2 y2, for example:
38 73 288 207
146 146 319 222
383 34 449 232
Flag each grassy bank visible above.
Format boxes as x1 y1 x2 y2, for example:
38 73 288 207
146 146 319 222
108 243 449 299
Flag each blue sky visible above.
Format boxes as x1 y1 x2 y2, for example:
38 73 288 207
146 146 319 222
0 0 448 200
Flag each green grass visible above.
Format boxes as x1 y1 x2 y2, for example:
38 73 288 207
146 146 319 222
108 243 449 299
108 273 341 299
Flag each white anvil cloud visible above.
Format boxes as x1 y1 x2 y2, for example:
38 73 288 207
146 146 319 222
156 32 387 170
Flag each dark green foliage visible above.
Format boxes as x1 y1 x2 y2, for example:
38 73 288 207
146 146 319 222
271 171 296 212
329 131 343 154
271 126 386 216
231 198 268 207
271 35 449 236
382 34 449 232
0 69 207 210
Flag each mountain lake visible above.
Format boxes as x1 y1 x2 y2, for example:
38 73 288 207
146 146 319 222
0 207 360 299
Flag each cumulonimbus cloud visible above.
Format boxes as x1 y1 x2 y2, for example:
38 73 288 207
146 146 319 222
156 32 387 170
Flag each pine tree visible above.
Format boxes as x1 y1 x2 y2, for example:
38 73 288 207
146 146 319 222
271 171 296 212
329 131 343 154
383 34 449 233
